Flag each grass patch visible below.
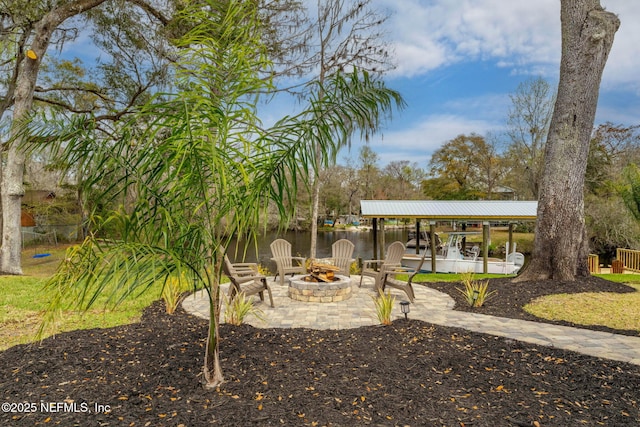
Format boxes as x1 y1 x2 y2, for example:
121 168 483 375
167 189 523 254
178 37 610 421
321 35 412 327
21 244 72 277
524 278 640 332
0 244 170 351
412 273 513 283
416 271 639 332
593 273 640 284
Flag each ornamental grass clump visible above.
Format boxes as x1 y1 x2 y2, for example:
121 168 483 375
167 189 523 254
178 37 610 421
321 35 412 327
456 272 496 307
162 272 190 314
372 289 396 325
224 292 265 326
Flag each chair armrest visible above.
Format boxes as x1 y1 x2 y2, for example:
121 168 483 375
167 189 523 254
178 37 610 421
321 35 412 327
362 259 384 268
380 262 403 272
232 262 259 275
384 266 416 276
233 262 258 269
384 266 419 282
235 270 257 277
291 256 306 265
234 274 266 285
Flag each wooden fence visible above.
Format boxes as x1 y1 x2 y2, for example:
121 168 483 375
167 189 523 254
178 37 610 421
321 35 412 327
616 248 640 273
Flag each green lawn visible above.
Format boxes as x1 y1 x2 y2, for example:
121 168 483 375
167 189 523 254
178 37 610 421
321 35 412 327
524 274 640 332
2 244 637 351
389 271 639 332
0 245 167 351
412 272 513 282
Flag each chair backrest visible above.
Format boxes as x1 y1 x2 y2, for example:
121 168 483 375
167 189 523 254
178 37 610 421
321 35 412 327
222 253 234 275
270 238 294 268
221 249 240 285
408 249 428 281
385 241 406 265
332 239 355 274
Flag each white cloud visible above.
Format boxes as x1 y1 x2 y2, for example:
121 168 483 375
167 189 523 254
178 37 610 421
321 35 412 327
596 101 640 125
361 113 500 166
382 0 560 78
601 1 640 93
382 0 640 92
392 40 451 78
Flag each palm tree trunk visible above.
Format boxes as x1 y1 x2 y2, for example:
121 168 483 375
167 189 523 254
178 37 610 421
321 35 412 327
203 296 224 388
310 172 320 260
203 255 224 388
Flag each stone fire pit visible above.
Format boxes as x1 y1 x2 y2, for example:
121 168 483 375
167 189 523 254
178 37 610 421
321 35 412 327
288 274 353 302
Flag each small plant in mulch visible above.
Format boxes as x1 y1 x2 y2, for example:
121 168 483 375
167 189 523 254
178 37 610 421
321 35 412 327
456 272 496 307
371 289 395 325
224 292 265 326
162 272 191 314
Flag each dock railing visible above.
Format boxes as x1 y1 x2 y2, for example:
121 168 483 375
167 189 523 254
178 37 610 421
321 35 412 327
616 248 640 273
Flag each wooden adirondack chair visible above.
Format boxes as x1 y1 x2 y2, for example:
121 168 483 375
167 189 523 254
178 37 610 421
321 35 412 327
331 239 355 276
359 241 405 289
222 251 274 307
380 249 428 302
270 239 306 286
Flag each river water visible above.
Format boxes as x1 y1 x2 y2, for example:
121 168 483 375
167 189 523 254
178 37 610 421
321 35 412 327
228 229 410 272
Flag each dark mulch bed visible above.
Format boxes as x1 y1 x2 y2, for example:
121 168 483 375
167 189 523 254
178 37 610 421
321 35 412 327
427 275 640 337
1 278 639 426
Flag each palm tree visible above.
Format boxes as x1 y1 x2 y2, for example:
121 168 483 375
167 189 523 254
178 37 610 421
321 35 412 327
36 0 403 388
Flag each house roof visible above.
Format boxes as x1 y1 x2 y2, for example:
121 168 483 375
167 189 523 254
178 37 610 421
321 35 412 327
360 200 537 221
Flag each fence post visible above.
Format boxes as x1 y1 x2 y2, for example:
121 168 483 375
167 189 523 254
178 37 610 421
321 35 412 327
611 259 624 274
588 254 599 274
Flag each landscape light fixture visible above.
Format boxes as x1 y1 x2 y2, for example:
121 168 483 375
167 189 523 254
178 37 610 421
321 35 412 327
400 300 410 320
472 290 480 307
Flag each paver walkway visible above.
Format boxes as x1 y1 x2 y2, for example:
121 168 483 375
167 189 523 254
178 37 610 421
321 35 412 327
182 275 640 366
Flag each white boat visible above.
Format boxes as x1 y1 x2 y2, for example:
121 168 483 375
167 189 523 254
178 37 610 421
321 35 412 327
402 231 524 275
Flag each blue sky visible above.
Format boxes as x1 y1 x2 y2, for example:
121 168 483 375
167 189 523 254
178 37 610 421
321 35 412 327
342 0 640 166
62 0 640 167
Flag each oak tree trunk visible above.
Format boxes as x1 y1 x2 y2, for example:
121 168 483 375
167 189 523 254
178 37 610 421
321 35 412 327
0 0 108 274
517 0 619 282
1 31 45 275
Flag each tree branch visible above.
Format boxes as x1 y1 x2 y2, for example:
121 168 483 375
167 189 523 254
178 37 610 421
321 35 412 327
34 85 112 103
125 0 170 25
33 95 98 114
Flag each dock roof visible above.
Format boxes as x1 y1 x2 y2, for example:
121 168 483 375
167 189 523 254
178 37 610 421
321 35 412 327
360 200 537 221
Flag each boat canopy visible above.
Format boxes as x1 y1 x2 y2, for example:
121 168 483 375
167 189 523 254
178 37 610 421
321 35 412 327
360 200 537 221
360 200 537 274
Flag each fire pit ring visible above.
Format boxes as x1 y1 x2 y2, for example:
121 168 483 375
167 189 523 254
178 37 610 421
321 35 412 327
288 274 352 302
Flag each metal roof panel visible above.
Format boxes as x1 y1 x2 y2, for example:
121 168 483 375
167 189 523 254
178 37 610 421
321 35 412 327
360 200 537 220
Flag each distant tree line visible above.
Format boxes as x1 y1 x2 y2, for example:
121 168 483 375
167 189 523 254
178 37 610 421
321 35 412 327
298 77 640 260
25 76 640 261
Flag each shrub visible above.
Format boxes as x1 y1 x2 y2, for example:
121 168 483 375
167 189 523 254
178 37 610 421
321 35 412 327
349 261 359 276
371 289 395 325
456 272 496 307
162 273 190 314
224 292 265 326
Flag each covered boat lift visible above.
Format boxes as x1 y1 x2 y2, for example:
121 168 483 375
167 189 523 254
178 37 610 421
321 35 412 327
359 200 538 274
